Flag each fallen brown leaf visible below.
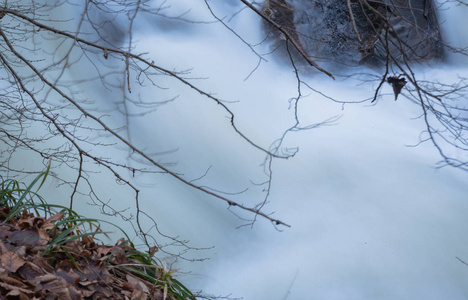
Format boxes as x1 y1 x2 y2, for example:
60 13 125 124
126 274 150 293
9 228 49 246
1 250 25 272
17 261 45 281
18 216 44 230
31 274 73 300
42 213 65 231
6 288 32 300
0 274 32 296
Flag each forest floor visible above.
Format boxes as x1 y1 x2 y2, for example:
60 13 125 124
0 177 195 300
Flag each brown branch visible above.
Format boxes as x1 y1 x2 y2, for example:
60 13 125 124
2 8 289 160
0 17 291 228
347 0 363 42
239 0 335 79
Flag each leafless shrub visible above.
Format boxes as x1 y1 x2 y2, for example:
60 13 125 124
0 0 467 263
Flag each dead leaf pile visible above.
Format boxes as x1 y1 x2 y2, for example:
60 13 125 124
0 207 179 299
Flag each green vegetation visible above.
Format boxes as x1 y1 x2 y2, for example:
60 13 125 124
0 166 196 299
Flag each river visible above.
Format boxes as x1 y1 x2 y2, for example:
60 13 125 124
3 1 468 299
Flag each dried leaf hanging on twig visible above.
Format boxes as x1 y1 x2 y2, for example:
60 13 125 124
387 76 407 100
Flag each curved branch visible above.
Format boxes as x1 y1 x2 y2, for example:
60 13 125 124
0 15 291 228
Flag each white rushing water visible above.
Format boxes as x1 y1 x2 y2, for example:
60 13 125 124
125 1 468 299
113 1 468 299
3 1 468 299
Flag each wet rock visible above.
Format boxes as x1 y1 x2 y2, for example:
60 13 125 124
263 0 443 65
375 0 443 62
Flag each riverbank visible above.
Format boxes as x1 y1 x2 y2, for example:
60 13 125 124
0 173 195 300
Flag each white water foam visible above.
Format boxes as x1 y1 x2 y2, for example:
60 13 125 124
2 1 468 299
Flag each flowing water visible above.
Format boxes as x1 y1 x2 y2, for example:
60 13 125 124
123 2 468 299
3 1 468 299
